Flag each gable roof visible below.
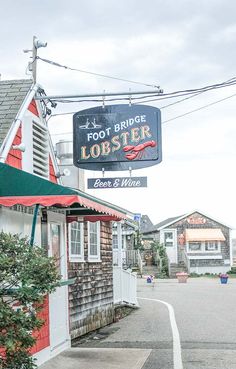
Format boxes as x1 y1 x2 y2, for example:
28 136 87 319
141 214 184 234
0 79 33 146
140 215 154 233
142 210 232 234
154 215 185 230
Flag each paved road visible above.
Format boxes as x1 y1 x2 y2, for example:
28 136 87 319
40 277 236 369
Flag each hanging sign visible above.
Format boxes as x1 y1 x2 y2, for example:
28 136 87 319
87 176 147 189
73 104 162 171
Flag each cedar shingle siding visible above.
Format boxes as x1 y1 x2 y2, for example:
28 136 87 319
68 221 114 339
170 212 230 267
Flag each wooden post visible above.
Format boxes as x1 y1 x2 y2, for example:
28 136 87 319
117 222 122 268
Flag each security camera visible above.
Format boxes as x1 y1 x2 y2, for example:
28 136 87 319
34 38 47 49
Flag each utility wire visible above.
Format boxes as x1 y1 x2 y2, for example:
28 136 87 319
49 91 236 134
37 56 161 89
162 92 236 124
37 56 236 99
47 78 236 105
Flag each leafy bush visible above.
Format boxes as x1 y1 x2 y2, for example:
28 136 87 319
0 232 61 369
151 241 169 277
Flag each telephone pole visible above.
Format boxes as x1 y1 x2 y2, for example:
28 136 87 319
32 36 38 83
24 36 47 83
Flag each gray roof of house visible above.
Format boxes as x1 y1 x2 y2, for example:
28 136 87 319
142 215 184 234
0 79 33 146
140 215 154 233
154 215 184 229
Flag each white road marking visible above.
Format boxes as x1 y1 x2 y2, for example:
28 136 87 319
138 297 183 369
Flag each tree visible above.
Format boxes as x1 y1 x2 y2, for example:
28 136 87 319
151 241 169 278
0 232 61 369
134 229 143 251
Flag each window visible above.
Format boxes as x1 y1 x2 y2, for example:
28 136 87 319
188 242 202 251
88 221 101 262
164 231 174 247
188 241 221 253
112 234 118 249
205 241 219 251
69 222 84 262
112 234 125 249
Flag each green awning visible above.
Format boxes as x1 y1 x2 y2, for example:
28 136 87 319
0 163 128 220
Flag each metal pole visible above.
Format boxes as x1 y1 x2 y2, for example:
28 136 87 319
32 36 38 83
34 89 163 101
30 204 40 246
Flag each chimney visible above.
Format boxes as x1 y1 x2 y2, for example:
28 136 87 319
55 140 85 191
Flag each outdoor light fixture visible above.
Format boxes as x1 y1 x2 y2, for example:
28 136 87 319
55 168 71 178
12 143 26 152
33 37 47 49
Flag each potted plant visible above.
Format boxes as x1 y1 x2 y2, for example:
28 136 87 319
219 273 229 284
176 272 189 283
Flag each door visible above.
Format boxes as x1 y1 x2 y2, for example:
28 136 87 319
47 212 70 353
160 229 177 263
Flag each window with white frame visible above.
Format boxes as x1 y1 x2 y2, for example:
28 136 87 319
188 240 220 253
112 234 118 249
69 221 84 262
188 242 202 252
112 234 125 249
88 221 101 261
205 241 219 252
164 231 174 247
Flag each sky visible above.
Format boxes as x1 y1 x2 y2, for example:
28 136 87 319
1 0 236 229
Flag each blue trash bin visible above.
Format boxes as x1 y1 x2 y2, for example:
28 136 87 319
220 275 228 284
147 277 152 283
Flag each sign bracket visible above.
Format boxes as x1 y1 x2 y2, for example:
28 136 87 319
129 166 132 177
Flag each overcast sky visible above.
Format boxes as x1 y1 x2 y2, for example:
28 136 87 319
1 0 236 229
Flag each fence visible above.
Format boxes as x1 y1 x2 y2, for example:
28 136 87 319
113 266 138 306
113 249 140 269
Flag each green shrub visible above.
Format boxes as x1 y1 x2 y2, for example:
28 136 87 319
0 232 61 369
151 241 169 277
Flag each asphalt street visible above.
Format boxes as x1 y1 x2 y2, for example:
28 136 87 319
40 277 236 369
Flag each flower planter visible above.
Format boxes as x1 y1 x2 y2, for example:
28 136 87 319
176 272 188 283
219 274 228 284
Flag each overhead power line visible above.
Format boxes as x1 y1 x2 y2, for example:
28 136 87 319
37 56 161 89
37 56 236 103
49 91 236 135
162 92 236 124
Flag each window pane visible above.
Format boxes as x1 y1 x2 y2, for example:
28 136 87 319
70 222 82 256
205 241 218 251
164 231 174 247
189 242 201 251
165 232 173 240
113 235 118 249
51 224 61 273
89 222 99 257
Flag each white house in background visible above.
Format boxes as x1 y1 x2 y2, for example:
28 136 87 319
141 211 232 276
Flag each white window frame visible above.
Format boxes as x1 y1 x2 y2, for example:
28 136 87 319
187 240 221 253
204 241 221 252
163 230 174 247
88 221 101 262
112 234 125 249
68 221 84 262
